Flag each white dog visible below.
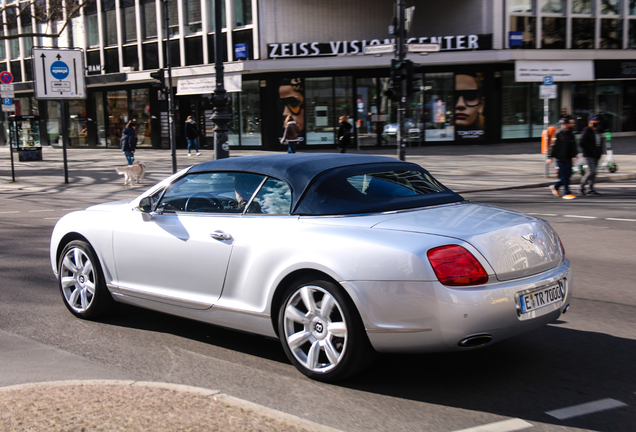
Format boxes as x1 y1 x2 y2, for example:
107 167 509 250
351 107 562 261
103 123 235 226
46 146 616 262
116 160 146 186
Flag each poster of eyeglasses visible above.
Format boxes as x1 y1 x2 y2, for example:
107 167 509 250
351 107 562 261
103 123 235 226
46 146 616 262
454 72 486 140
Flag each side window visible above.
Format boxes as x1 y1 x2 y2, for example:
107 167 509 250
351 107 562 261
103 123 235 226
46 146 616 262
158 172 266 213
248 178 292 215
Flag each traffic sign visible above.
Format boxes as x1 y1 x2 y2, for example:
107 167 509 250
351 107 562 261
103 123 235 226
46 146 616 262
3 97 12 105
540 85 557 99
0 71 13 84
543 76 554 85
32 48 86 100
364 44 395 55
1 84 14 98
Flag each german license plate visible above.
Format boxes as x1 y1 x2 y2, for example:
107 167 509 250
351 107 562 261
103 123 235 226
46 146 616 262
519 283 563 314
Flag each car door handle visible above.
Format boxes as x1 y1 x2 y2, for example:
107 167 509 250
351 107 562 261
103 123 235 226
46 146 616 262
210 231 232 241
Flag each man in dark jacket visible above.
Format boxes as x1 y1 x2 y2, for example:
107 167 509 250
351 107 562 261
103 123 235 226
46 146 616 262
547 116 578 199
337 115 352 153
120 121 137 165
578 115 603 196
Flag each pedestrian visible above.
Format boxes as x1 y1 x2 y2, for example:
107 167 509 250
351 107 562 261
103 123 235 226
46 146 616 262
337 115 352 153
578 115 603 196
547 116 578 200
120 121 137 165
185 116 201 156
280 115 300 153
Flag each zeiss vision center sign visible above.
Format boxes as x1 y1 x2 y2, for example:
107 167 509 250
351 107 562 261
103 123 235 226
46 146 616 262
32 48 87 100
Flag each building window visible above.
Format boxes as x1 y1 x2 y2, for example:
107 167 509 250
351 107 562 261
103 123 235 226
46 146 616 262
105 10 118 46
304 77 333 145
185 37 203 65
510 0 533 13
87 50 101 75
10 60 22 82
631 0 636 14
630 20 636 48
87 14 99 47
104 48 119 73
235 0 252 26
510 16 536 48
542 17 566 48
123 5 137 43
167 0 179 37
123 45 139 70
187 0 202 34
572 18 595 48
209 0 226 30
233 29 253 60
541 0 563 13
601 19 623 48
601 0 620 15
572 0 592 14
240 80 261 146
143 2 157 39
142 43 159 69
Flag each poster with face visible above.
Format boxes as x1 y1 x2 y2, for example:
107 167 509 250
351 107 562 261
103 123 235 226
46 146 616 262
455 73 486 140
278 78 305 139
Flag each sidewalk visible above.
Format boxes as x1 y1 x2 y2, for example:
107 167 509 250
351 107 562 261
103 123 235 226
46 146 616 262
2 137 635 195
1 138 635 431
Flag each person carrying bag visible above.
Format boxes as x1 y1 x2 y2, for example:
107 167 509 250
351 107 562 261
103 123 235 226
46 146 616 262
280 115 300 153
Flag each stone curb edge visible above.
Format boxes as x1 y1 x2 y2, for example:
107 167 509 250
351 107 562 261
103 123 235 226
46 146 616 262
0 380 345 432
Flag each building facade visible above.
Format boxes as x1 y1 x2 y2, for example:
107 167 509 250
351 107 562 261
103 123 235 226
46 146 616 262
3 0 636 152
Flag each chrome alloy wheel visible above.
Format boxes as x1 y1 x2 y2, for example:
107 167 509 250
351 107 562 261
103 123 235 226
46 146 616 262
282 285 348 374
60 247 97 313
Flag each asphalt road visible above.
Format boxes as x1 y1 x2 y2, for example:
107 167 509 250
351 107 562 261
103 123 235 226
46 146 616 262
1 183 635 432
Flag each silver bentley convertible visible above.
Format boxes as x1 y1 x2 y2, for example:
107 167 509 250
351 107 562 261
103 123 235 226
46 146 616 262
50 154 572 381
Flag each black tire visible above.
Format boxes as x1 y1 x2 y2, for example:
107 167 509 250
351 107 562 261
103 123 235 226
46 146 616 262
609 163 617 173
58 240 114 319
278 276 375 382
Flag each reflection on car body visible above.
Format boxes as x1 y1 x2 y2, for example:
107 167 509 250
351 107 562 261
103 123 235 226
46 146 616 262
50 154 572 382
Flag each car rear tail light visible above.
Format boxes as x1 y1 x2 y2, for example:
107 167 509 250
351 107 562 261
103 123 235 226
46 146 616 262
427 245 489 287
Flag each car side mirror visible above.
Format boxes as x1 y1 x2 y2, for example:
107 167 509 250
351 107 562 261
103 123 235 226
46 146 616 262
139 197 153 212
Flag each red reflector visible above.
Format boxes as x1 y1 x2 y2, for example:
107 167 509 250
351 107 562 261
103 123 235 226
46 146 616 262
427 245 489 286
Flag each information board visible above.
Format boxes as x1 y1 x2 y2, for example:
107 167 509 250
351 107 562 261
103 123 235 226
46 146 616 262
32 48 87 100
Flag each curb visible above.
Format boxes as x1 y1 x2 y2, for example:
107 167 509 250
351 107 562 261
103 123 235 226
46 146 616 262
0 380 345 432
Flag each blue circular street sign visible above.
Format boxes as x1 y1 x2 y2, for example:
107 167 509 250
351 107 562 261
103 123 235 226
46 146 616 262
50 61 69 80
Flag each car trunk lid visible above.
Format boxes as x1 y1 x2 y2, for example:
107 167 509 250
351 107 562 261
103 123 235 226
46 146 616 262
372 202 563 281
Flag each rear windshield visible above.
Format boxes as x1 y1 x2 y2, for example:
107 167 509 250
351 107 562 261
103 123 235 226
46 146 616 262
295 165 463 215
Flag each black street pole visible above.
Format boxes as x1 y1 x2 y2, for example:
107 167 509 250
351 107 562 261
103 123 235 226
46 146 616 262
211 0 230 160
396 0 406 161
60 101 69 183
9 116 16 182
163 0 177 173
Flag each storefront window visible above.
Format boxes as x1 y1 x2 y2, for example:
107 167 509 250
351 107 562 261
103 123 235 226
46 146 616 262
240 80 261 146
95 92 107 147
622 83 636 131
68 100 87 147
47 102 61 146
334 76 353 140
355 78 378 146
571 83 594 132
572 18 595 48
305 77 333 145
131 89 151 147
572 0 592 14
107 90 128 147
541 0 563 13
530 83 559 137
542 17 566 48
228 92 240 146
510 16 536 48
601 19 623 48
597 84 620 132
424 73 454 141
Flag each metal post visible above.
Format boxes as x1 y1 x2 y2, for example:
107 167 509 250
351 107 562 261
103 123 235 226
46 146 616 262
396 0 406 161
211 0 230 160
544 98 549 178
163 0 177 173
60 101 69 183
9 116 16 182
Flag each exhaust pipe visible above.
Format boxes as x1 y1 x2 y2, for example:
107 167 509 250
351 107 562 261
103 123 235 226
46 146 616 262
458 334 492 348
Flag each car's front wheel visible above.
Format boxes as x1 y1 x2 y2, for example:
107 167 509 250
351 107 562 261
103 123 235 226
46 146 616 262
58 240 113 319
278 277 375 381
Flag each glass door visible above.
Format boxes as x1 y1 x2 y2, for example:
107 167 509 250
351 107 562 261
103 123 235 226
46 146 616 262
305 77 334 145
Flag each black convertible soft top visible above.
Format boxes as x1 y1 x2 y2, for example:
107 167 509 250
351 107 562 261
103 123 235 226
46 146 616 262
188 154 463 215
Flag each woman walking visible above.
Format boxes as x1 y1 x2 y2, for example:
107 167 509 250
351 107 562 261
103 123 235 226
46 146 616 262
280 115 300 153
185 116 201 156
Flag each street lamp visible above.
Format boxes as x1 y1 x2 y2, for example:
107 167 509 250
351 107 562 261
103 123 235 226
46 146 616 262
162 0 177 173
211 0 230 159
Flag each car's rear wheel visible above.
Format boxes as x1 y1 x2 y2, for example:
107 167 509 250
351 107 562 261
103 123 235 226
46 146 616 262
278 277 375 382
58 240 113 319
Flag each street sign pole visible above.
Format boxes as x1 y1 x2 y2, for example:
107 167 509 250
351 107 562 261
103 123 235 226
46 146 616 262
9 117 16 182
60 101 69 183
541 76 555 178
396 0 406 161
163 0 177 173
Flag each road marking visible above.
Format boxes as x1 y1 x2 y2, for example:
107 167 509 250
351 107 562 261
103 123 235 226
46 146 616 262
563 215 597 219
62 208 83 211
545 398 627 420
527 213 558 217
451 418 533 432
0 211 19 214
605 218 636 222
28 209 55 213
44 217 60 220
